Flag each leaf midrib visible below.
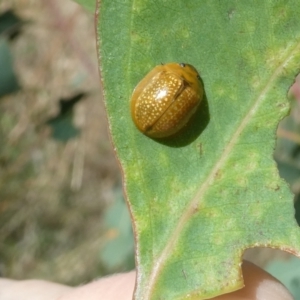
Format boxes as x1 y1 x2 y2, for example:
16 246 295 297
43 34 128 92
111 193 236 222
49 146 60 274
142 41 300 300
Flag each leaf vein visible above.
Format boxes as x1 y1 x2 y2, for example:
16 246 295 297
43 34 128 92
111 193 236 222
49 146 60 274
143 40 300 299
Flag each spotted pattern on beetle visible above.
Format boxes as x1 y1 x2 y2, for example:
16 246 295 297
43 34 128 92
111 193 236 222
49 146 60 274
131 63 203 138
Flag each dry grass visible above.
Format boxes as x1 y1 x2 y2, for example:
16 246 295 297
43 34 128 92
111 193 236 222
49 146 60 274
0 0 123 285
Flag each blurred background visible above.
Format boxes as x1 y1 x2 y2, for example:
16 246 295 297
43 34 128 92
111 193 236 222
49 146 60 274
0 0 134 285
0 0 300 298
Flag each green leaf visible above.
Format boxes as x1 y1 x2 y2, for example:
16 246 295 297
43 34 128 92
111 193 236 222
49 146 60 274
265 257 300 299
100 191 134 271
47 113 79 142
72 0 96 12
0 10 24 39
275 115 300 192
0 38 20 97
97 1 300 299
46 93 85 142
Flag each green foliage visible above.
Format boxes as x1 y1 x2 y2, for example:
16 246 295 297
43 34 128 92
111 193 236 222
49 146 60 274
0 39 19 97
0 10 18 34
266 257 300 299
100 191 135 271
0 10 23 98
275 77 300 225
0 9 23 39
46 93 85 142
97 1 300 299
72 0 96 12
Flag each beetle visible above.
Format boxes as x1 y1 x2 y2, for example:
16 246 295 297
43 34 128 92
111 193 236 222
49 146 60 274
131 62 203 138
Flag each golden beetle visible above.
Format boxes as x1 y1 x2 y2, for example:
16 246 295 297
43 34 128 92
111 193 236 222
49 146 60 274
130 62 204 138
